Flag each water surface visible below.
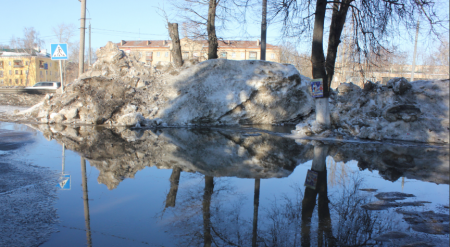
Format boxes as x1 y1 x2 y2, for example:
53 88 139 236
0 122 448 246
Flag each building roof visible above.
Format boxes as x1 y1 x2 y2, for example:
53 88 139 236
0 48 49 57
117 38 279 50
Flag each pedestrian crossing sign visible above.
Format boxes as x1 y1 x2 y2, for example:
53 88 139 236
51 43 68 60
56 174 71 190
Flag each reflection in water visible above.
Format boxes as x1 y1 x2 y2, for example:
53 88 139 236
28 124 449 189
252 178 260 247
23 124 449 245
301 145 334 247
203 176 214 247
81 158 92 247
165 167 182 208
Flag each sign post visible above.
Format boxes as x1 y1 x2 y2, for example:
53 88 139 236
50 43 68 93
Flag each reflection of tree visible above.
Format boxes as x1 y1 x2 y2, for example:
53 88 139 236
301 145 334 247
160 175 251 246
332 174 395 246
261 167 395 246
327 156 351 188
165 167 182 208
203 176 214 246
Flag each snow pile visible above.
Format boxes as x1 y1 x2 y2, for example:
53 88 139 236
293 78 450 144
17 42 313 127
33 125 313 189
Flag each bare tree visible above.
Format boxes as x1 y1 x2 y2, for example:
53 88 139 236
270 0 445 128
279 42 313 78
9 27 44 52
271 0 445 92
170 0 246 60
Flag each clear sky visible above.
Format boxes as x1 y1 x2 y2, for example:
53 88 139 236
1 0 448 65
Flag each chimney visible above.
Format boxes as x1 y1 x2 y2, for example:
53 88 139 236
257 39 260 46
163 40 167 45
147 40 151 46
121 40 126 46
226 40 230 45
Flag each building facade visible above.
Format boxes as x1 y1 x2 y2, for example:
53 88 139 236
0 49 60 87
116 38 281 66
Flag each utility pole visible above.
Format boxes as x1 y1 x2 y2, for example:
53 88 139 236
89 21 91 67
411 18 420 82
79 0 87 76
260 0 267 61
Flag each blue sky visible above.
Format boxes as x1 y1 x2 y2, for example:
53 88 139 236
1 0 448 64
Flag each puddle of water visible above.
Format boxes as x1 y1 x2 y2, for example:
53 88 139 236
1 122 448 246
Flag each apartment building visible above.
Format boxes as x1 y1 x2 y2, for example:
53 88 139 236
0 49 60 86
116 38 281 66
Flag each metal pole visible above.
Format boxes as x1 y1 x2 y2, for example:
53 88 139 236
59 60 64 92
260 0 267 61
252 178 260 247
411 18 420 82
89 22 91 67
81 158 92 247
79 0 87 76
62 144 65 173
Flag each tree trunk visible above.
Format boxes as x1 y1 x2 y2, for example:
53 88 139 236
207 0 218 60
260 0 267 61
325 1 351 88
168 23 183 67
311 0 331 128
311 0 328 96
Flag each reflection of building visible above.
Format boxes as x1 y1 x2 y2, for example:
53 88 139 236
0 49 60 86
116 38 281 66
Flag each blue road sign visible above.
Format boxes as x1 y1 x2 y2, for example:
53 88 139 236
51 43 68 60
56 174 71 190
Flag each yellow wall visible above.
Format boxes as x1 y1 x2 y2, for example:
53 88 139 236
0 56 60 87
119 39 280 66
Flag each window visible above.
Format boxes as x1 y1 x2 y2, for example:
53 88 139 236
156 52 160 57
271 53 275 59
146 52 153 61
249 52 257 60
15 70 18 75
13 60 24 67
25 70 28 74
0 71 3 78
20 79 23 83
9 70 12 75
0 61 3 68
20 70 23 75
39 60 45 69
0 79 3 84
9 79 11 83
182 52 189 59
15 79 18 84
165 52 169 57
46 71 48 75
220 52 227 59
40 71 43 76
9 61 11 66
25 61 29 66
232 52 236 58
241 52 245 59
50 71 52 75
